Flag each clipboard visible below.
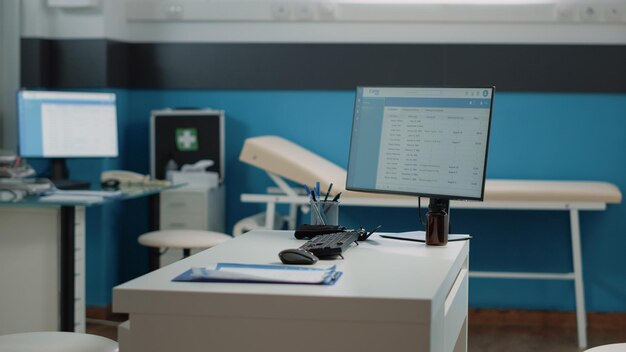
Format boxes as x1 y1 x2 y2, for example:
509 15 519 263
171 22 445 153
173 263 342 285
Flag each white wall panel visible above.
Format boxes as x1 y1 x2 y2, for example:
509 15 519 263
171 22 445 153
19 0 626 44
21 0 106 39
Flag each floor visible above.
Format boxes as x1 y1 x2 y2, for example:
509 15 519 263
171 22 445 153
467 310 626 352
469 325 624 352
87 309 626 351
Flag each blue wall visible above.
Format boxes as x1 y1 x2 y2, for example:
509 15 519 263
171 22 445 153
38 89 625 311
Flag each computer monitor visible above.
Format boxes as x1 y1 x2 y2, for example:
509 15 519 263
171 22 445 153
17 90 118 189
346 86 494 244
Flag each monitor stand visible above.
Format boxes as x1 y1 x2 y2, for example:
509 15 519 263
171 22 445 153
50 158 91 190
425 198 449 246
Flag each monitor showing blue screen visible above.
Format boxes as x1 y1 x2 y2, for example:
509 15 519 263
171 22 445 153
346 86 494 201
18 91 118 158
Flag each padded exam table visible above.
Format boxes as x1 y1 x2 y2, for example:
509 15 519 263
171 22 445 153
239 135 622 349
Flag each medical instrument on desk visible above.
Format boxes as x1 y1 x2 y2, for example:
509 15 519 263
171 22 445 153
0 189 20 202
101 170 171 187
357 225 382 241
180 159 214 172
0 178 54 194
0 155 36 179
101 179 121 190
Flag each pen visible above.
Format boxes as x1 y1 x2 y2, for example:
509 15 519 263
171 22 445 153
332 192 342 202
323 183 333 202
315 181 320 199
303 184 312 196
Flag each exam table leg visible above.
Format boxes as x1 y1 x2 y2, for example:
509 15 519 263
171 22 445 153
570 209 587 349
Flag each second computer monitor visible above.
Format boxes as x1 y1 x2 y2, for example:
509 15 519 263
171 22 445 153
17 90 118 189
346 86 494 201
18 90 118 158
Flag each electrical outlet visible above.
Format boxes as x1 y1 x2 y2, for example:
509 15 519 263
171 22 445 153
555 4 577 21
318 3 336 20
271 3 291 21
48 0 99 8
164 4 184 20
294 3 315 21
579 5 600 22
604 6 624 23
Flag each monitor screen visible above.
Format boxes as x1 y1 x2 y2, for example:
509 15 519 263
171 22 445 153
346 86 494 201
18 91 118 158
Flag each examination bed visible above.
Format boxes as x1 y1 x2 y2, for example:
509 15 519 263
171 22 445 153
238 135 622 349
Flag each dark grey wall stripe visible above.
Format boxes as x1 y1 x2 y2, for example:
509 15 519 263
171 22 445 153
21 39 626 92
21 39 109 88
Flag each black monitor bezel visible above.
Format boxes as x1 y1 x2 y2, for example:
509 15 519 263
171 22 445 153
346 85 495 202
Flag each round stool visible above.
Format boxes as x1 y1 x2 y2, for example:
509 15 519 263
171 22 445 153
0 332 118 352
586 343 626 351
138 229 231 270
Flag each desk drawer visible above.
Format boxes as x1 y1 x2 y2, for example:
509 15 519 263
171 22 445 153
160 211 207 230
444 268 468 351
160 192 206 213
118 320 131 351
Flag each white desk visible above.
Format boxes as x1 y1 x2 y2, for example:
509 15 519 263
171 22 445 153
113 230 470 352
0 206 86 333
241 179 622 349
0 185 178 334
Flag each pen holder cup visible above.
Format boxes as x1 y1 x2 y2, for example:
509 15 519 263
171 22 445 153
310 201 339 226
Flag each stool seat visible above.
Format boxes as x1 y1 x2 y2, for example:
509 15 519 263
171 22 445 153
138 229 231 249
0 332 118 352
586 343 626 351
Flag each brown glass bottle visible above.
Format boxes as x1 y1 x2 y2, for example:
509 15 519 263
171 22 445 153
426 199 449 246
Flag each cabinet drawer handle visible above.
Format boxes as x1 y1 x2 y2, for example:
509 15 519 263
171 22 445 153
167 202 187 208
445 268 467 316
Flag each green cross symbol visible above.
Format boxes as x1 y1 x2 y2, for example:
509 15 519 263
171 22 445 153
176 128 198 151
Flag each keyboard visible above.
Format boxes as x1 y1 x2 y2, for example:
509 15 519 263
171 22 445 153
299 231 360 258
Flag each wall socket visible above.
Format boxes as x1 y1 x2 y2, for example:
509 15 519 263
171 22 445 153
579 5 600 21
165 4 184 20
557 3 626 23
556 4 577 21
271 3 291 20
295 3 316 20
126 0 626 24
318 3 336 20
604 6 624 22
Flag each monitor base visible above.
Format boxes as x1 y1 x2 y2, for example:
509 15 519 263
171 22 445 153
52 179 91 190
